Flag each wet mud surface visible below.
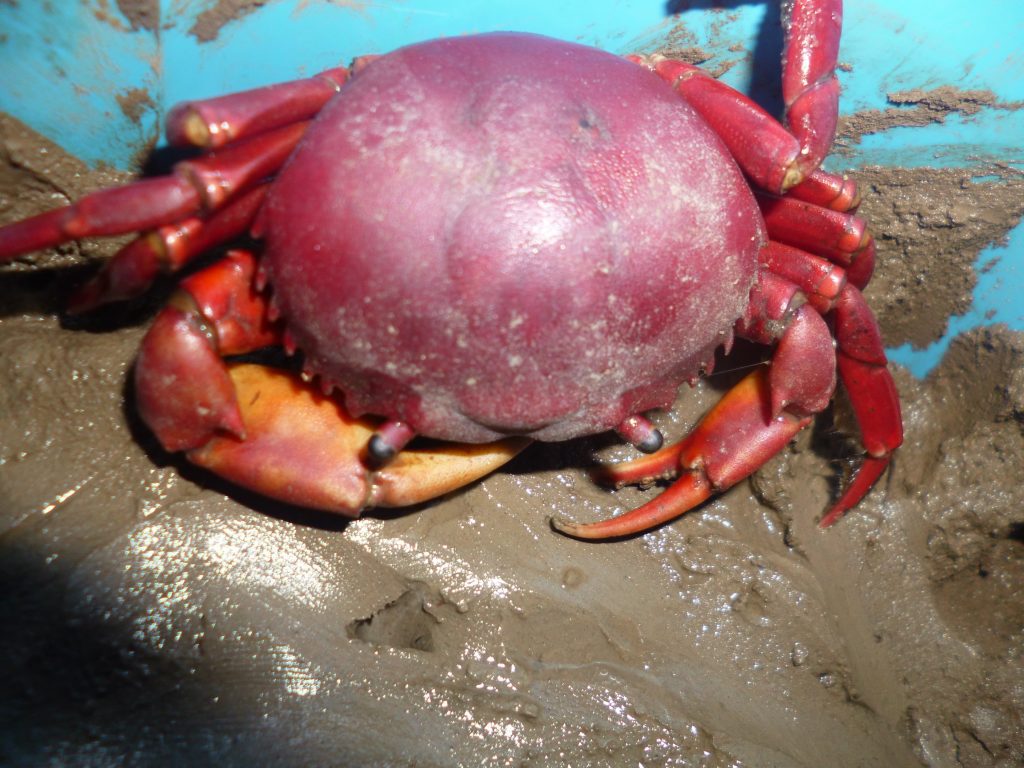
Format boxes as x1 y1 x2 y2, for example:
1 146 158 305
2 104 1023 768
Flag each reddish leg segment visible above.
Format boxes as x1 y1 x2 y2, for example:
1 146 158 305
787 168 860 212
756 192 875 287
167 67 348 148
639 57 806 194
825 285 903 522
0 123 306 262
67 184 270 313
633 0 843 193
783 0 843 176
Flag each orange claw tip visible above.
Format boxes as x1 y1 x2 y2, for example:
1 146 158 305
550 472 713 541
370 436 530 508
186 364 528 516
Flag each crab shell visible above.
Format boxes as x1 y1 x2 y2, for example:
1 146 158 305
257 33 763 444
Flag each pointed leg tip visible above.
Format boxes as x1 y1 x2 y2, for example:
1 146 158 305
819 454 892 528
549 515 599 541
818 505 849 529
548 515 574 535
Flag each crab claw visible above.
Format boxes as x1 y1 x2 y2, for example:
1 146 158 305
552 369 811 539
186 364 528 514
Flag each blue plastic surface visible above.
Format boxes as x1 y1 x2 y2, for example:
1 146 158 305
1 0 1021 376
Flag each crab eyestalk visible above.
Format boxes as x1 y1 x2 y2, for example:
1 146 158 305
367 421 417 466
615 414 664 454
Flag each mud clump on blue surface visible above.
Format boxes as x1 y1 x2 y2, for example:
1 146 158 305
851 164 1024 350
1 114 1023 766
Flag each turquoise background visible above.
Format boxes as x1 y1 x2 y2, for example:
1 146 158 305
1 1 1021 376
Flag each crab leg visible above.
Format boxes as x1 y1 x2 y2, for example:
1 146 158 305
823 284 903 525
67 184 270 313
136 249 525 514
167 67 348 149
756 192 875 288
787 168 860 213
759 244 902 524
638 57 807 194
0 122 307 261
633 0 842 194
761 237 877 337
758 241 846 315
782 0 843 177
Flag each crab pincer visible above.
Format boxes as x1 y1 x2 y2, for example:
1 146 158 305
188 365 528 513
134 249 526 514
552 369 812 539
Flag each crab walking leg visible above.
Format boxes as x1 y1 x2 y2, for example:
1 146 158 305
758 240 846 315
759 241 901 525
821 284 903 526
555 275 837 540
136 249 526 513
782 0 843 177
787 168 861 213
0 122 307 261
67 184 270 314
637 57 806 194
167 67 348 149
756 192 876 289
634 0 843 193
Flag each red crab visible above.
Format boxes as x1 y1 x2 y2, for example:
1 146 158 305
0 1 902 538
